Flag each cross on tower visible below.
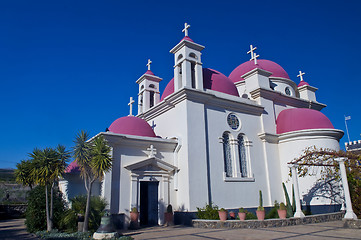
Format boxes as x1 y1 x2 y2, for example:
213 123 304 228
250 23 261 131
251 52 259 65
147 145 157 158
128 97 135 116
146 59 152 71
182 23 190 37
247 45 257 60
297 71 305 81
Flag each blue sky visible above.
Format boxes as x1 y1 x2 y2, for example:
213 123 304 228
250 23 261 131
0 0 360 169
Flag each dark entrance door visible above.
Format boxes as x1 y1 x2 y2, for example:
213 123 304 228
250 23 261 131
140 181 159 226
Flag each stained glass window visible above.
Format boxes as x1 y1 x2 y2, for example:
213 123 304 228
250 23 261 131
222 132 232 177
227 114 239 130
238 135 247 177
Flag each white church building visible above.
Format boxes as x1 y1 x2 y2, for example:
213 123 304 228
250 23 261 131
61 23 344 228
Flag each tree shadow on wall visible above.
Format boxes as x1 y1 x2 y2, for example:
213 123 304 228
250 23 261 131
302 177 344 214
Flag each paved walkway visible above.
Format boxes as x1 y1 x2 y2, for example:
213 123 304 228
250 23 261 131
0 218 38 240
123 221 361 240
0 219 360 240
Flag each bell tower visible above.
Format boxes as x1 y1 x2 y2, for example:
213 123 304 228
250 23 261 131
170 23 205 92
136 59 162 114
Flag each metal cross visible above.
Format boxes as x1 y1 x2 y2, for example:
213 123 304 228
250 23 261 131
247 45 257 60
147 145 157 158
251 52 259 65
182 23 190 37
151 120 156 130
297 71 305 81
128 97 135 116
146 59 152 71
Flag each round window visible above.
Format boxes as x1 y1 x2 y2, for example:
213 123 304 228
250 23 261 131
227 113 240 130
285 87 291 96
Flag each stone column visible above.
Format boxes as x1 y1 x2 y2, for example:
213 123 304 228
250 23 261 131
130 173 138 210
336 158 357 219
290 165 305 218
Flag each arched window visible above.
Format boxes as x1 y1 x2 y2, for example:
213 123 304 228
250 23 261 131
177 54 183 61
141 85 144 90
191 62 196 88
189 52 197 59
149 84 155 89
149 91 154 108
222 132 232 177
238 135 247 177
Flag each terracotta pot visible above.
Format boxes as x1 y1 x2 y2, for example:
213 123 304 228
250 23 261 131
277 209 287 219
218 210 227 221
130 212 139 222
164 212 173 226
256 210 265 220
238 212 246 220
229 211 236 219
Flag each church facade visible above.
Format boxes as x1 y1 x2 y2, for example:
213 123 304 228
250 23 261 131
60 24 344 228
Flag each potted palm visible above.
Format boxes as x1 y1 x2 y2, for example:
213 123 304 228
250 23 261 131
238 208 246 220
218 208 227 221
278 202 287 219
129 207 139 229
256 190 265 220
164 204 174 226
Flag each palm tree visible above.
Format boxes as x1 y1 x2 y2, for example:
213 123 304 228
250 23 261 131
73 131 112 232
14 159 35 190
29 147 59 231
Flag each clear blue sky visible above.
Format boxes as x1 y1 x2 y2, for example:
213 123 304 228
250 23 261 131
1 0 360 169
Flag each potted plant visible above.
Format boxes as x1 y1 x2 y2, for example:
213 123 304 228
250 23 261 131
238 208 246 220
129 207 139 229
256 190 265 220
218 208 227 221
164 204 174 226
278 202 287 219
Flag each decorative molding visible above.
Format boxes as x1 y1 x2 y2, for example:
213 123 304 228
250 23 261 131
258 132 279 143
241 68 272 79
249 88 326 111
278 129 344 143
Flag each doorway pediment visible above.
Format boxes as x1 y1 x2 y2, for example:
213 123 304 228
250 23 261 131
125 157 177 173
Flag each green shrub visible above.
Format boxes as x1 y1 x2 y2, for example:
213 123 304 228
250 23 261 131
59 195 107 233
245 211 257 220
196 203 219 220
25 185 66 233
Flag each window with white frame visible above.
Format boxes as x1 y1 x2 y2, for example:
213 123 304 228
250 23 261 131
238 134 248 177
222 132 232 177
221 132 251 180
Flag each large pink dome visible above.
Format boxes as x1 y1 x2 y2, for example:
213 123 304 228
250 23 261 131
229 59 290 83
276 108 334 134
108 116 156 137
161 68 239 101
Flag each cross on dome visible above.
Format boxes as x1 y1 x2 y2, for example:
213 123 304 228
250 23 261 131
128 97 135 116
146 59 152 71
251 52 259 65
247 45 257 60
147 144 157 158
297 70 305 81
182 23 190 37
151 120 156 130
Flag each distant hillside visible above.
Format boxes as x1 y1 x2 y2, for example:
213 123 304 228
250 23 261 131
0 169 15 182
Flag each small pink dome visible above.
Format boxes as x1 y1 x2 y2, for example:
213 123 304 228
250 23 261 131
229 59 290 83
181 36 194 42
65 160 80 173
108 116 156 137
276 108 334 134
298 81 310 87
161 68 239 100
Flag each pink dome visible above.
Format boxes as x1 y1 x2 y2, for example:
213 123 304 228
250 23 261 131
65 160 80 173
161 68 239 101
229 59 290 83
181 36 194 42
298 81 310 87
108 116 156 137
276 108 334 134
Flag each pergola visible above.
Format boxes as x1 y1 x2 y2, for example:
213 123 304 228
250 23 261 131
288 155 357 220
